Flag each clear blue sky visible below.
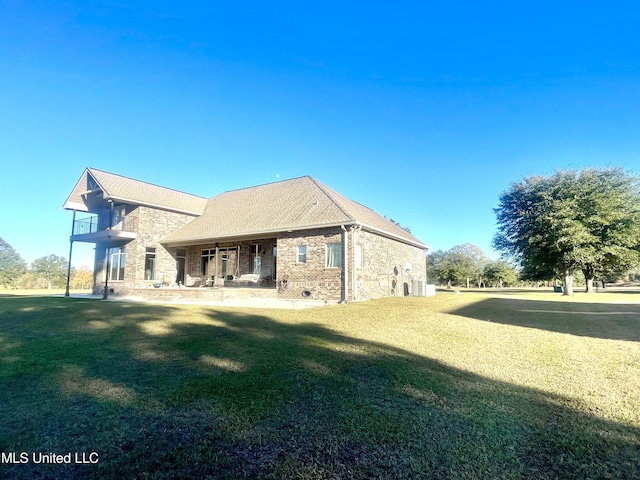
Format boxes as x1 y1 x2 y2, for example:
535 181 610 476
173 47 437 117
1 1 639 268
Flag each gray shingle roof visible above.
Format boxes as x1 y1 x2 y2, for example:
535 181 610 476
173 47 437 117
162 176 428 249
63 168 208 215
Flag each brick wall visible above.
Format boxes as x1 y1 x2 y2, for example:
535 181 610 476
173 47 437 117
92 205 198 295
91 212 428 303
275 228 344 301
274 226 426 302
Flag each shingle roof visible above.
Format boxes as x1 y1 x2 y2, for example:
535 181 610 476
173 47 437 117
63 168 208 215
162 176 428 249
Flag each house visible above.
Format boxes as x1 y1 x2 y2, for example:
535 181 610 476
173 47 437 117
64 168 430 302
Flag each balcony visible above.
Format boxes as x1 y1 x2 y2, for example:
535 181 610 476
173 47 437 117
71 215 138 243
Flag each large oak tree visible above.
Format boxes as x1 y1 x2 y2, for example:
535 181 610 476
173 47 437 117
31 254 68 290
493 168 640 295
0 238 27 287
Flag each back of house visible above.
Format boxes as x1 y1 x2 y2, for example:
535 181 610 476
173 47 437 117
64 168 430 302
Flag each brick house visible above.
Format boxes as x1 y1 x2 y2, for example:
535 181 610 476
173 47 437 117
64 168 430 302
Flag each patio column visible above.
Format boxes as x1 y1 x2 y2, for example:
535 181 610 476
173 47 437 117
103 200 114 300
341 225 348 302
214 245 219 280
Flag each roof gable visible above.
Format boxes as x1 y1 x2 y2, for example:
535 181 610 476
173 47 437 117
163 176 428 249
63 168 208 215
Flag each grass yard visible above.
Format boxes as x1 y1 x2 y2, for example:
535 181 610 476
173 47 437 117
0 290 639 479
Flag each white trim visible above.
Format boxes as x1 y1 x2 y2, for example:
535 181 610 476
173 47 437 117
104 195 203 216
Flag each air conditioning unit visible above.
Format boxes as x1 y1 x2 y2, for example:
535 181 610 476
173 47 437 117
412 280 436 297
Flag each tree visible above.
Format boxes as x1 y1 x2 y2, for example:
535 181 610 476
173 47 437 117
31 254 68 289
0 238 27 288
428 243 489 288
494 168 640 295
71 266 94 290
483 260 518 287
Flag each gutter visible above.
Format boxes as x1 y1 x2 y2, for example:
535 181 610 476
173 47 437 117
352 225 361 302
162 221 429 250
340 225 349 303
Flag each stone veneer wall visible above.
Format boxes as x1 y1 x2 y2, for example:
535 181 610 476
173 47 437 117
353 229 427 300
92 205 198 295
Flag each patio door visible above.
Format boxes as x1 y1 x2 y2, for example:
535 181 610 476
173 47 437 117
250 244 262 276
176 249 186 285
272 245 277 279
221 254 229 278
113 206 126 229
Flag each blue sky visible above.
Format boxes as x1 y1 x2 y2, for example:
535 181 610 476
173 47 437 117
1 1 639 268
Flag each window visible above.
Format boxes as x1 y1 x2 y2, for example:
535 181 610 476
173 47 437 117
355 244 363 269
297 245 307 263
107 247 125 281
144 247 156 280
326 243 342 268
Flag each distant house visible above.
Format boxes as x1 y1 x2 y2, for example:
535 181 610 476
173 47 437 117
64 168 430 302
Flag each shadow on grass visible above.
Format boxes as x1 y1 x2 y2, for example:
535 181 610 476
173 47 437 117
0 297 638 479
450 297 640 342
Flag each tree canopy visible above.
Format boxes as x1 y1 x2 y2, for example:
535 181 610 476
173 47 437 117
0 238 27 287
483 260 518 288
493 168 640 295
428 243 489 288
31 254 69 289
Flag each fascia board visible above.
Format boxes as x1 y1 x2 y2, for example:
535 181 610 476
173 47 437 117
356 222 430 251
161 221 351 246
104 195 204 216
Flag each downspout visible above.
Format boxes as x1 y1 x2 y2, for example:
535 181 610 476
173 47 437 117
352 225 360 302
341 225 348 303
65 211 76 297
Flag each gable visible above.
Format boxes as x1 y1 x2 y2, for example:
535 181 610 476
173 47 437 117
162 176 429 249
63 168 208 215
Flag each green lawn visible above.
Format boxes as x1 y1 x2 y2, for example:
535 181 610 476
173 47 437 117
1 291 639 479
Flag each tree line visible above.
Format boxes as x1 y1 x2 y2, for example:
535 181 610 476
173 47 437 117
427 243 519 288
0 238 93 290
429 167 640 293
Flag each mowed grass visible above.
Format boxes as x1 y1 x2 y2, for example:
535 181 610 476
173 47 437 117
0 291 639 479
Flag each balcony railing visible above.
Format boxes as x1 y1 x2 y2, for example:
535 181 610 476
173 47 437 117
73 216 99 235
73 215 138 236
